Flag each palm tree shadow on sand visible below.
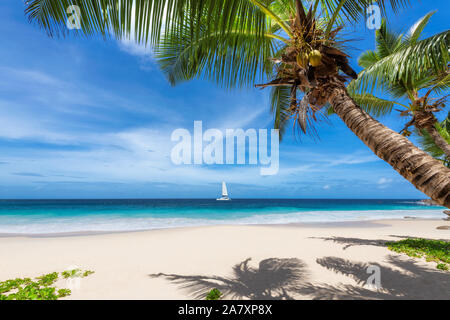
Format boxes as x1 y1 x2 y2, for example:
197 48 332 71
302 236 450 299
150 258 308 300
309 236 390 250
298 255 450 300
150 241 450 300
311 235 449 250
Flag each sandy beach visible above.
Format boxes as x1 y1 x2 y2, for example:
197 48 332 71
0 219 449 300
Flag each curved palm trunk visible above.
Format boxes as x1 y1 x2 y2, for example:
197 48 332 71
425 126 450 160
329 85 450 208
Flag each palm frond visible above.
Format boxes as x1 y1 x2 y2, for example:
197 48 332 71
358 50 380 69
347 81 396 117
375 19 404 57
270 85 291 140
416 122 450 167
354 30 450 94
319 0 410 26
404 11 436 45
25 0 268 46
422 73 450 96
350 93 396 117
25 0 413 43
155 25 276 88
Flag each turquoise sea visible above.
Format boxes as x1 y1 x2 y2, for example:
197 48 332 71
0 199 444 234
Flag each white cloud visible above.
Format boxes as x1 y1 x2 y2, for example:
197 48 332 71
326 153 379 167
118 38 152 57
118 38 155 71
377 177 393 189
378 177 392 185
323 185 331 190
0 67 64 87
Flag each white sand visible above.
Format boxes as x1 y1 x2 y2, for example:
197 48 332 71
0 219 448 300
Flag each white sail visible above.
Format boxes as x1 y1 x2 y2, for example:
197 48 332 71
222 182 228 197
217 182 231 201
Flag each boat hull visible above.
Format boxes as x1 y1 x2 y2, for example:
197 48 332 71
216 197 231 201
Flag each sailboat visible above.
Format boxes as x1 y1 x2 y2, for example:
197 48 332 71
217 182 231 201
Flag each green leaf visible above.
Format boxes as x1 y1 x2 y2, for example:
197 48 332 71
355 30 450 94
350 93 395 117
155 25 276 88
404 11 436 45
270 85 291 140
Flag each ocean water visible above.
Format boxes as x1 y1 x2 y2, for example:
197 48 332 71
0 199 445 234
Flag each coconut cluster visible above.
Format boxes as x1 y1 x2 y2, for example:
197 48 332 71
297 50 322 68
255 2 358 135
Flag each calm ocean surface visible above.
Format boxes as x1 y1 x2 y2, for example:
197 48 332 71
0 199 444 234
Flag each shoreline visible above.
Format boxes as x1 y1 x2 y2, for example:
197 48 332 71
0 199 445 237
0 217 445 239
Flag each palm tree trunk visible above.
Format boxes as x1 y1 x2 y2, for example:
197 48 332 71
424 126 450 160
329 85 450 208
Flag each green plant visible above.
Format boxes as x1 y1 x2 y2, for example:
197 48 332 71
416 113 450 167
57 289 72 297
206 288 223 300
37 272 59 285
82 270 95 277
348 14 450 159
62 269 81 279
0 274 67 300
61 269 94 279
437 263 449 271
386 238 450 271
0 269 94 300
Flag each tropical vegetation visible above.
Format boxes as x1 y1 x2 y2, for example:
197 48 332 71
206 288 223 300
417 112 450 167
24 0 450 207
349 13 450 159
386 238 450 271
0 269 94 300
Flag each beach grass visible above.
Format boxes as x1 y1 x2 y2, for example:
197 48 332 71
386 238 450 270
0 269 94 300
206 288 223 300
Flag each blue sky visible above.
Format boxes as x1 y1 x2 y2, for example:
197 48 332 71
0 0 448 199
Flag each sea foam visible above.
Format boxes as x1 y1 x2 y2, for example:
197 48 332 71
0 209 444 235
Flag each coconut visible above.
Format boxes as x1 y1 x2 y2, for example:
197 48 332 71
309 50 322 67
296 52 309 69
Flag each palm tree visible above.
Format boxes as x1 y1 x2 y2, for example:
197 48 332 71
24 0 450 207
349 13 450 159
416 112 450 167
